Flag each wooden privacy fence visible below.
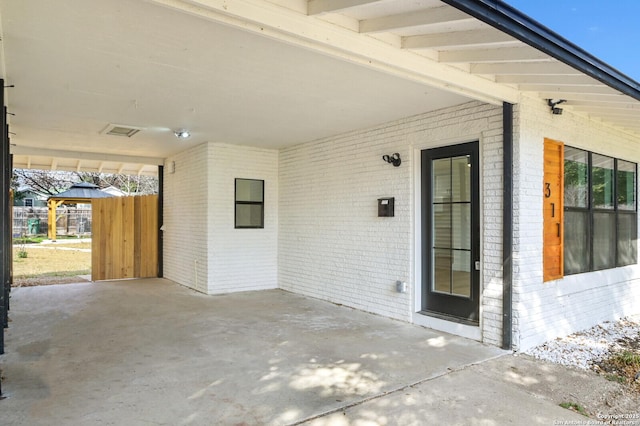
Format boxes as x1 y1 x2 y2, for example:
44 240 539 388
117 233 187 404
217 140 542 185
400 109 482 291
91 195 158 281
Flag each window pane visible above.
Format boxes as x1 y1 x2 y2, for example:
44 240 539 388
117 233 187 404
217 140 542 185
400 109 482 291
451 204 471 250
592 154 615 209
451 155 471 202
593 212 616 270
618 213 638 266
564 210 589 274
236 179 264 202
432 158 451 202
564 147 588 208
617 160 636 211
433 248 451 294
433 204 451 249
235 204 263 228
451 250 471 298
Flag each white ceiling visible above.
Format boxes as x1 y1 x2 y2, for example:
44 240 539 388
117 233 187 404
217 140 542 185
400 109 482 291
0 0 470 174
2 0 639 175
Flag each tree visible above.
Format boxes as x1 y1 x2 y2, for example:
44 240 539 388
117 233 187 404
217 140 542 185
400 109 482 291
12 169 158 196
10 169 23 200
12 169 75 197
73 172 158 195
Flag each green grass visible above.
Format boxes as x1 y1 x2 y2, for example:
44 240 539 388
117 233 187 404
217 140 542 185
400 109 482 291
598 349 640 389
559 402 588 416
13 247 91 278
13 235 86 244
613 351 640 366
604 373 626 384
13 236 47 244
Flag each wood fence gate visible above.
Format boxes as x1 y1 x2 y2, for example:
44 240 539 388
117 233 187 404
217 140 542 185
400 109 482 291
91 195 158 281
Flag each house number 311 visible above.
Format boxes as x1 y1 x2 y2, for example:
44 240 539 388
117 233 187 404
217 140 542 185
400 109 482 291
545 182 556 217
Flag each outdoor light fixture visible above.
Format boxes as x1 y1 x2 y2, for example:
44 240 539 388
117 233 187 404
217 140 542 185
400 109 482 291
382 153 401 167
547 99 566 115
174 129 191 139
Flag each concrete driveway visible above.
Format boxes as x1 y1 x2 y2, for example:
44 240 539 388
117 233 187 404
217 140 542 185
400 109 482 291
1 279 584 425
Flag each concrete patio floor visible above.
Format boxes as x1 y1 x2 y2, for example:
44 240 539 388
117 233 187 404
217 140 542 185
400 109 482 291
1 279 585 425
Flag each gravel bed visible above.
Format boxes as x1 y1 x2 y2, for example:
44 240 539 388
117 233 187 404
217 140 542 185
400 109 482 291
525 316 640 370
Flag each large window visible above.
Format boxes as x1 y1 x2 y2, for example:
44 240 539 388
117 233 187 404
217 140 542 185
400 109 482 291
564 147 637 274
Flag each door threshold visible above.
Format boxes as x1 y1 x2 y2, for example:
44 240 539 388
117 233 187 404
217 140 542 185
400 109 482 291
412 311 481 341
420 310 478 326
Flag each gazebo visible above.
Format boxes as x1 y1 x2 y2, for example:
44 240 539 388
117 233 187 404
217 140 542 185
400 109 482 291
47 182 113 241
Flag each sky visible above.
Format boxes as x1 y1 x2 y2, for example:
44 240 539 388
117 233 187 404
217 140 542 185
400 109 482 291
505 0 640 81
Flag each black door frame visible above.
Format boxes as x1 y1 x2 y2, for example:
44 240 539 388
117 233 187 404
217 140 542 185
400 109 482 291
421 141 480 324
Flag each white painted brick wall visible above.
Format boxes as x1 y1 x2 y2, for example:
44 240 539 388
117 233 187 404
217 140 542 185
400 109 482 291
481 122 506 347
163 142 278 294
207 143 278 294
163 143 210 293
279 101 505 345
279 127 413 321
513 94 640 351
162 97 640 350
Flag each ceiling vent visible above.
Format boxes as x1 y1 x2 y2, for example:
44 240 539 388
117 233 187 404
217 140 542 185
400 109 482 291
100 123 142 138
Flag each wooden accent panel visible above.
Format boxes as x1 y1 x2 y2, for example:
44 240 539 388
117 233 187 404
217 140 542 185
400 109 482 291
134 195 158 278
92 195 158 281
543 139 564 282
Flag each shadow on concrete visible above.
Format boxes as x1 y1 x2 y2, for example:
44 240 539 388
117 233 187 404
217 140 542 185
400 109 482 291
1 279 584 425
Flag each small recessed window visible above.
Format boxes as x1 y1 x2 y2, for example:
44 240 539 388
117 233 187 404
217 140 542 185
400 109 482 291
235 178 264 229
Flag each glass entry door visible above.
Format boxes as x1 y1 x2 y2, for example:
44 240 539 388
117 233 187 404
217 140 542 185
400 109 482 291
421 142 480 324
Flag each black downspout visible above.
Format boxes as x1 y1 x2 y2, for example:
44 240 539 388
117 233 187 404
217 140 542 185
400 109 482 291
502 102 514 350
157 165 163 278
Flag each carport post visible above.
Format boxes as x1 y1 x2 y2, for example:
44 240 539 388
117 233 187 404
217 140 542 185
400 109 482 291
47 199 63 242
1 84 9 358
157 165 163 277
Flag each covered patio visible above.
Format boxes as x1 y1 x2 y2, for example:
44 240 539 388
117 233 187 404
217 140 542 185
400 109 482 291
2 1 640 411
1 279 583 425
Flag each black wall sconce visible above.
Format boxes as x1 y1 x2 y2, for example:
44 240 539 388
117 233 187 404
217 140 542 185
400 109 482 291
547 99 566 115
382 153 401 167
